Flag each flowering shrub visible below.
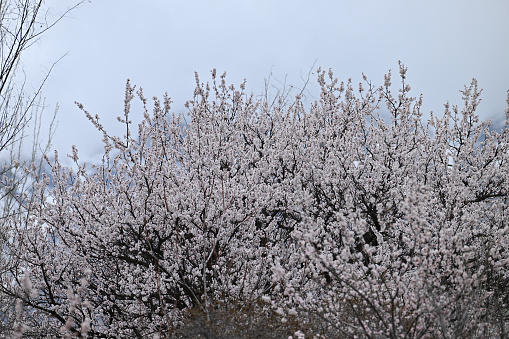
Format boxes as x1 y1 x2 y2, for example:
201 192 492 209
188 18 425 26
3 64 509 338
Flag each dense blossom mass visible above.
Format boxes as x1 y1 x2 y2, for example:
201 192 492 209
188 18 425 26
2 64 509 338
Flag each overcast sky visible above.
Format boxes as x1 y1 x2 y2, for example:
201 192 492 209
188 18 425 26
22 0 509 164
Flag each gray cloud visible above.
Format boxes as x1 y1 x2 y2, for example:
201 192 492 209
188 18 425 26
21 0 509 163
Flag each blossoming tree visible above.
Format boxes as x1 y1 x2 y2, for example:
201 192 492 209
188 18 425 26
4 64 508 338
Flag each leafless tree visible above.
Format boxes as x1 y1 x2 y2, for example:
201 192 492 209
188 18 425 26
0 0 84 335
